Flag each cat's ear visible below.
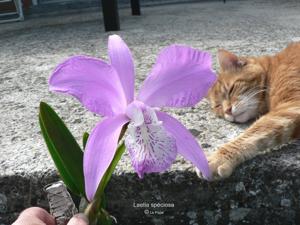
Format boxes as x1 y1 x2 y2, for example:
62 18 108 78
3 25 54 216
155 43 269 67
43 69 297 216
218 49 246 71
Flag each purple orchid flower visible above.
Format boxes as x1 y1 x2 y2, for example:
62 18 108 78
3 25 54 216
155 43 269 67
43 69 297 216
49 35 217 201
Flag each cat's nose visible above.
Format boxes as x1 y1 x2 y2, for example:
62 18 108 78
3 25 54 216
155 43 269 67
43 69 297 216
225 107 232 115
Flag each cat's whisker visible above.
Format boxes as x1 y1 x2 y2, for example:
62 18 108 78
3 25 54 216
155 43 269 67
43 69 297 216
235 89 266 109
244 88 267 100
237 91 259 106
234 96 261 115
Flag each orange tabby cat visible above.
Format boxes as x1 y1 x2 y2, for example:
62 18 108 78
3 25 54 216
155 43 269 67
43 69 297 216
202 42 300 180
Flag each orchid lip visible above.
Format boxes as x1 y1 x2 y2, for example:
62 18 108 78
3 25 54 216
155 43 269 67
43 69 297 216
125 101 178 178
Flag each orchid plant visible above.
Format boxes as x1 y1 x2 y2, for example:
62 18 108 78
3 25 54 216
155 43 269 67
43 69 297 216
39 35 216 224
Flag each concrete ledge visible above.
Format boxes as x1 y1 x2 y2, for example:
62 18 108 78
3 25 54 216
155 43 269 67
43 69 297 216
2 144 300 224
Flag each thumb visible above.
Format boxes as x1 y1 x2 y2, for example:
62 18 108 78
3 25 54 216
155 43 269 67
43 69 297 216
67 213 89 225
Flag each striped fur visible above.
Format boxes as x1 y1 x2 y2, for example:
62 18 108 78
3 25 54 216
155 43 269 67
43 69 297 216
204 42 300 179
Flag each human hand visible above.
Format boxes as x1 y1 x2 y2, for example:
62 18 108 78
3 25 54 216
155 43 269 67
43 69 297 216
12 207 88 225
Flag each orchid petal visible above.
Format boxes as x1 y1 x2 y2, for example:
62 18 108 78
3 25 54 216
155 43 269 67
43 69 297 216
125 103 177 178
84 114 129 201
138 45 217 108
108 35 135 104
49 56 127 117
156 111 211 179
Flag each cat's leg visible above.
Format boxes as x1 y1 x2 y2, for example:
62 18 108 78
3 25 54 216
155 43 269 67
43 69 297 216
200 103 300 180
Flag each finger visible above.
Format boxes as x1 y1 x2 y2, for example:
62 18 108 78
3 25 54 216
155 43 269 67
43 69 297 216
12 207 56 225
67 213 89 225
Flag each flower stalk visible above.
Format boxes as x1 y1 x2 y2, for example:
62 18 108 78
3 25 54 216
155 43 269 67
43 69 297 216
84 199 100 224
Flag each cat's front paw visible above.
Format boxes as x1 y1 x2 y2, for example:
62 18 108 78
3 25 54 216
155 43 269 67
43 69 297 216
197 148 236 180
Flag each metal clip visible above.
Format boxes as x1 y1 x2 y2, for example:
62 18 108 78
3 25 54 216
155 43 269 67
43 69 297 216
44 181 78 225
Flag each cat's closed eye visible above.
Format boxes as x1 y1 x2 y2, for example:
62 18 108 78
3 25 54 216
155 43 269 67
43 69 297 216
228 85 234 97
213 104 221 109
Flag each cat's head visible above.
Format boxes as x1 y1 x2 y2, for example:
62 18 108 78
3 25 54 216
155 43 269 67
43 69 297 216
208 49 267 123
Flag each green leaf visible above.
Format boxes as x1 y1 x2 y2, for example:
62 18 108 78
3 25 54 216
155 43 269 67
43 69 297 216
82 132 89 150
39 102 85 197
94 142 126 201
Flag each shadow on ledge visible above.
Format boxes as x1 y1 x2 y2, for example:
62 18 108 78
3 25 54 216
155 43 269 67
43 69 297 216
1 143 300 225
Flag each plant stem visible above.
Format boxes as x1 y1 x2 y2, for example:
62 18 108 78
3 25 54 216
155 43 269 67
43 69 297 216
84 199 101 224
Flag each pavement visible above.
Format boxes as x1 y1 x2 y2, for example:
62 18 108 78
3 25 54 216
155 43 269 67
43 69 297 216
1 0 300 224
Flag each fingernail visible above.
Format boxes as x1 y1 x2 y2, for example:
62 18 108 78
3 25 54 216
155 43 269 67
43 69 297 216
73 213 89 223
